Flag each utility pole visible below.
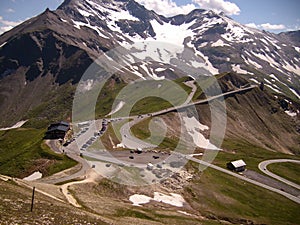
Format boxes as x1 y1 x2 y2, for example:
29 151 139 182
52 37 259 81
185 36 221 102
30 186 35 212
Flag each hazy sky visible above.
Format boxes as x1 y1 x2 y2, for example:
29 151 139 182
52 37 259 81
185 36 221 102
0 0 299 34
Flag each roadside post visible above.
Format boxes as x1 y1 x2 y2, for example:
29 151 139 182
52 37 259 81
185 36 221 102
30 186 35 212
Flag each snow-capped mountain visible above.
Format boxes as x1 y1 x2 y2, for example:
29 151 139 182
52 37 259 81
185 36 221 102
0 0 299 125
57 0 300 95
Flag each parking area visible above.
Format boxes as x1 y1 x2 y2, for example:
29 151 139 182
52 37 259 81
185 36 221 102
107 149 170 165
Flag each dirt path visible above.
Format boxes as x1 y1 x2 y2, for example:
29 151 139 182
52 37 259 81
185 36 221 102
0 175 65 203
60 169 99 208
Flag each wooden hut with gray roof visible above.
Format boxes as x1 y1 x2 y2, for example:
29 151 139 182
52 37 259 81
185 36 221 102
227 159 246 172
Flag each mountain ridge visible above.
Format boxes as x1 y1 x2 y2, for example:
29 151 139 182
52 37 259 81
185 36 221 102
0 0 299 128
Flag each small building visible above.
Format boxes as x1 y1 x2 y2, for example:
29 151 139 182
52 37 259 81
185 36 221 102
45 121 70 139
227 159 246 172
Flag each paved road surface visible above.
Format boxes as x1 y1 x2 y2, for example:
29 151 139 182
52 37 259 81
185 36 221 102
151 85 256 117
43 85 257 185
118 85 256 150
78 149 300 204
119 120 157 149
179 153 300 204
183 80 197 105
258 159 300 190
42 140 90 184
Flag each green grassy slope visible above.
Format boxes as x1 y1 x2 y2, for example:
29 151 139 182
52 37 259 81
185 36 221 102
267 162 300 185
184 165 300 225
0 128 76 178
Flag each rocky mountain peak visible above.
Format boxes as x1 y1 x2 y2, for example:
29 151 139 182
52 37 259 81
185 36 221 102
0 0 299 127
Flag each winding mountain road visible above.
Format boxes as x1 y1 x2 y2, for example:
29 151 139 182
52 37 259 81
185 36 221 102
42 140 90 184
119 85 256 149
258 159 300 190
151 85 257 117
182 154 300 204
41 83 300 205
119 121 157 149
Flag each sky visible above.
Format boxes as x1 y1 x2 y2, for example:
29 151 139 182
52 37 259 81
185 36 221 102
0 0 299 34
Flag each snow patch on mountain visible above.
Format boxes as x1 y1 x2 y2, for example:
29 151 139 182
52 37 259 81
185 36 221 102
85 0 139 21
140 62 165 80
129 192 185 207
212 39 229 47
264 78 272 84
289 88 300 99
265 36 281 50
221 16 255 42
193 17 223 35
186 41 219 75
155 68 166 72
244 55 263 69
78 8 94 17
0 120 28 131
232 64 248 74
149 19 195 47
183 115 219 150
285 110 297 117
282 63 300 76
265 84 282 93
269 74 280 82
249 78 260 84
108 101 125 116
251 51 281 68
72 19 109 39
0 42 7 48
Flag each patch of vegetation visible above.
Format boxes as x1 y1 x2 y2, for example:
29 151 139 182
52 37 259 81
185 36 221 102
109 77 193 117
115 208 156 221
216 139 300 173
130 117 179 150
130 118 151 140
25 83 75 129
152 211 203 224
185 167 300 225
0 180 106 224
95 77 128 118
99 120 130 150
192 72 229 101
94 178 129 199
174 76 193 93
267 162 300 185
130 96 173 115
0 128 77 178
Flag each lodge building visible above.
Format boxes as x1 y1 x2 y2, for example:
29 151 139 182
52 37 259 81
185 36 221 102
45 121 70 139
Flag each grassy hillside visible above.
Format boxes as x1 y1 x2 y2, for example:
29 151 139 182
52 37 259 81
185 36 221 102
130 117 180 150
216 139 300 172
184 165 300 225
112 77 193 117
0 128 76 178
24 83 75 129
267 162 300 185
0 179 107 224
